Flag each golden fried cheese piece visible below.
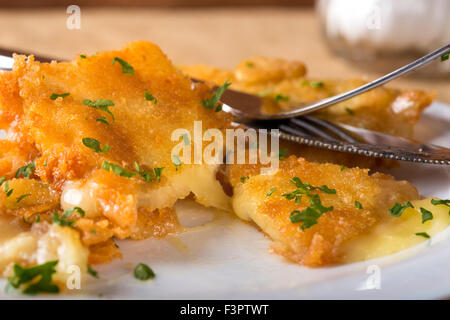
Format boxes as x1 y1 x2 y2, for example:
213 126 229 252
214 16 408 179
181 56 434 138
0 41 233 272
228 156 448 267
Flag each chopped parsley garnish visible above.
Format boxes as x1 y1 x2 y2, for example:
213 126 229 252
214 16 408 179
134 162 152 182
83 99 115 121
112 57 134 75
133 263 155 281
290 194 334 230
145 91 157 104
7 260 59 294
16 193 31 203
50 93 70 100
278 148 288 160
431 199 450 208
22 216 33 225
441 53 449 62
0 177 6 186
101 161 137 178
354 201 363 209
340 165 346 171
15 161 36 178
4 181 13 197
267 188 276 197
134 162 163 183
283 177 335 230
80 54 87 59
96 117 109 127
87 266 99 279
310 81 324 88
415 232 430 239
274 94 289 102
345 107 355 115
420 207 433 223
389 201 413 217
172 155 182 167
240 176 249 183
246 62 254 68
52 207 85 228
153 167 164 182
201 80 231 112
82 137 110 153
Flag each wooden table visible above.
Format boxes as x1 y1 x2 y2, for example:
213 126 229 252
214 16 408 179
0 7 449 102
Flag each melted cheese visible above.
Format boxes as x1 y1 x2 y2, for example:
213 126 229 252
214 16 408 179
340 198 450 263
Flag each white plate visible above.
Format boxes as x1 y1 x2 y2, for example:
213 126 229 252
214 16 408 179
1 102 449 300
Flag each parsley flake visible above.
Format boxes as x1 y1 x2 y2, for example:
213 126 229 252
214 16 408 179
201 80 231 112
310 81 324 88
267 188 276 197
420 207 433 223
101 161 136 178
51 207 85 228
283 177 335 230
278 149 288 160
7 260 59 295
240 176 249 183
345 107 355 115
415 232 430 239
82 137 110 153
83 99 115 121
389 201 413 217
96 117 110 127
441 53 449 62
134 263 155 281
354 201 363 209
4 181 13 197
16 193 31 203
87 266 99 279
290 194 334 230
431 199 450 208
80 54 87 59
112 57 134 75
153 167 164 182
274 94 289 102
145 91 157 104
172 155 182 167
15 161 36 178
50 93 70 100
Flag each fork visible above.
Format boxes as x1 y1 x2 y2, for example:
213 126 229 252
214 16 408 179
0 47 449 164
244 116 450 165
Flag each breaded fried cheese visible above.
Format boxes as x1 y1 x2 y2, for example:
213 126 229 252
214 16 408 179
227 156 439 267
0 41 233 270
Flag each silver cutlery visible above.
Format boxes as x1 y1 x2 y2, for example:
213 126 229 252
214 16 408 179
0 46 449 165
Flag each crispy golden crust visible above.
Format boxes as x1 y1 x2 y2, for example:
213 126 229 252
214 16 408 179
228 156 419 267
0 41 233 265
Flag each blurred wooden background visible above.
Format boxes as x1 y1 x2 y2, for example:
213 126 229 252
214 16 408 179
0 3 448 103
0 0 315 8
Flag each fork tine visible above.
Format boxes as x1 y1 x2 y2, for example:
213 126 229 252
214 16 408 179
289 118 338 141
279 123 313 139
302 116 358 143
